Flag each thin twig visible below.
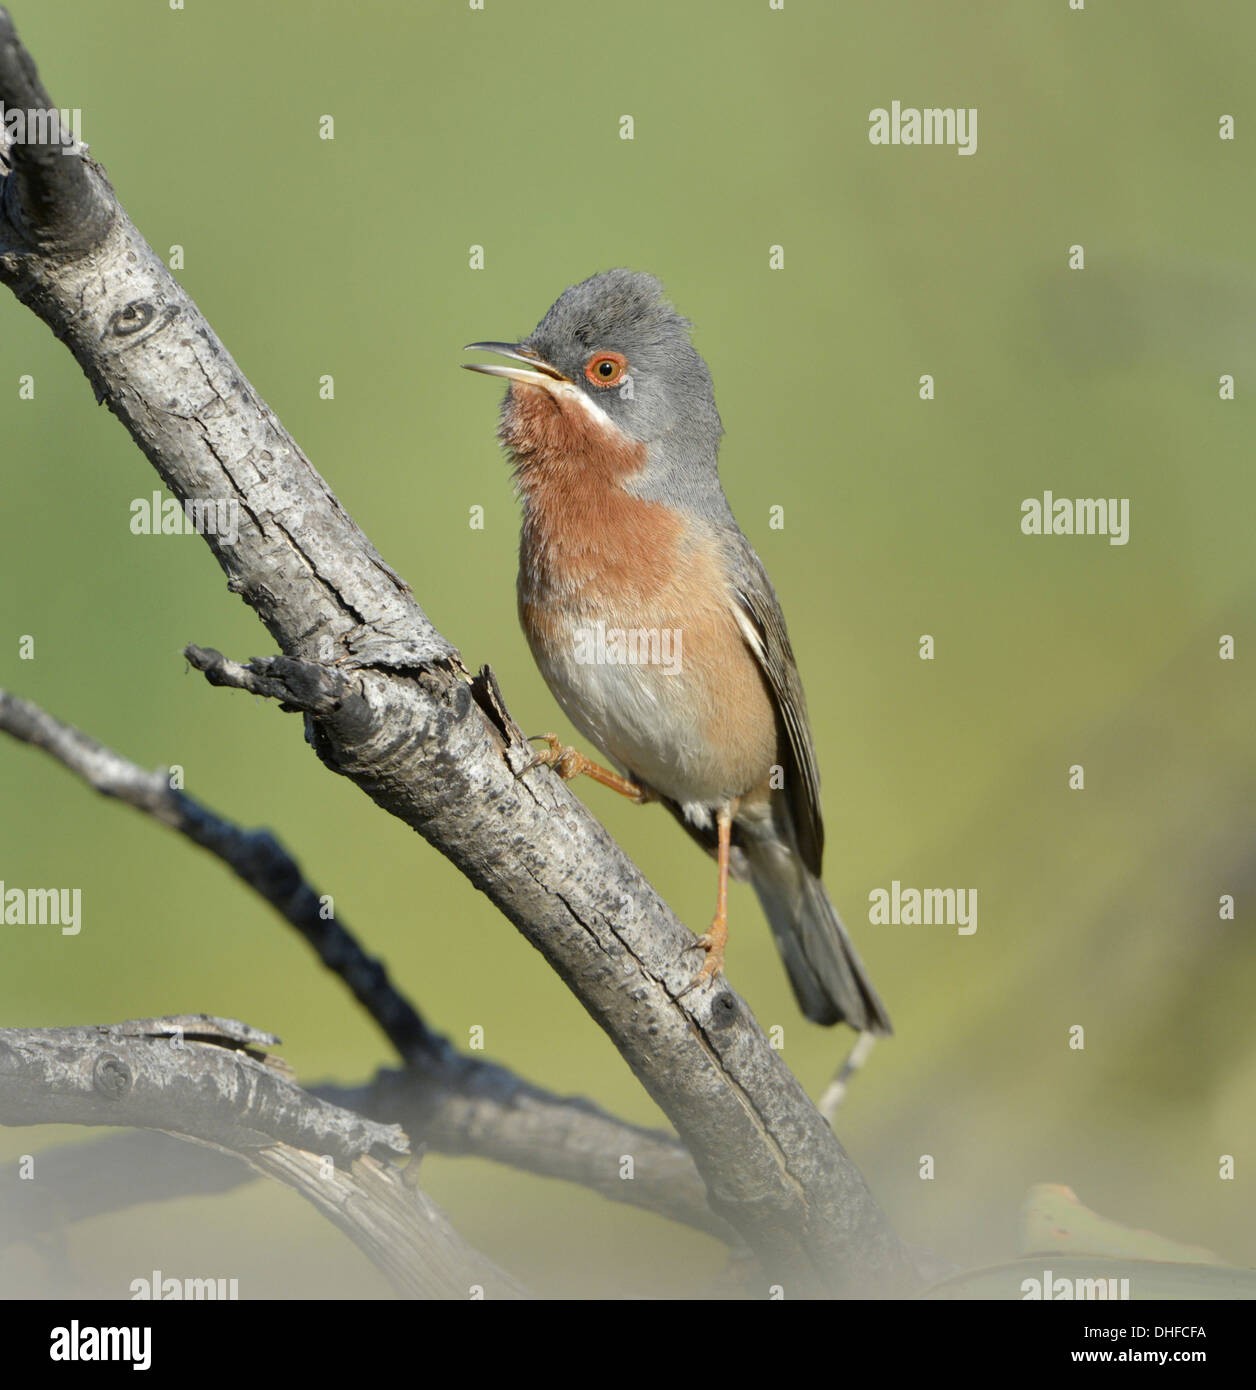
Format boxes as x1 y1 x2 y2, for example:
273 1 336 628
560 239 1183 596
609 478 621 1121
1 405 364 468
0 687 443 1067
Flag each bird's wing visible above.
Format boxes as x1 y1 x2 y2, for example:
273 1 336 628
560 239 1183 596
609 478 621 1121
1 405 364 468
727 542 825 876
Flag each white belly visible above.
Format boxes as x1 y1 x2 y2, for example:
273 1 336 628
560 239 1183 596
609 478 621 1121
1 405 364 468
529 619 731 809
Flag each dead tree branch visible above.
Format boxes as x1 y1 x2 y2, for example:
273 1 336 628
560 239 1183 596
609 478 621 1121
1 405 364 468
0 1017 527 1298
0 689 731 1244
0 7 912 1295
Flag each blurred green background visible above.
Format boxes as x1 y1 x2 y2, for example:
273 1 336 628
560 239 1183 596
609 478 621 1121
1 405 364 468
0 0 1252 1297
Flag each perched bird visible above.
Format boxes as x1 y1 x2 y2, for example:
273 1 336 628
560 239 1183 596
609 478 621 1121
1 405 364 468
463 270 890 1033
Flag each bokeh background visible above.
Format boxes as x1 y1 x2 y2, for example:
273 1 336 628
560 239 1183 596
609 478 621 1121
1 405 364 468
0 0 1252 1298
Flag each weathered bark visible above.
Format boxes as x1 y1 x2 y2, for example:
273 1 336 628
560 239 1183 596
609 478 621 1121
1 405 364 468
0 7 914 1295
0 1017 527 1299
0 689 733 1245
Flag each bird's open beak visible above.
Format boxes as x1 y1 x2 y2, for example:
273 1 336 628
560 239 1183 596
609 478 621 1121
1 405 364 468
462 342 569 389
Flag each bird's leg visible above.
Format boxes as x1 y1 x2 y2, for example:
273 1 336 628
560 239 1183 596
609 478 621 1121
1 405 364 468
681 804 734 995
523 733 650 803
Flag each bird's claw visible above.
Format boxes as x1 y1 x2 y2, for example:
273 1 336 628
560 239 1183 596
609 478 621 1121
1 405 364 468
520 734 650 802
521 733 581 780
677 924 727 1000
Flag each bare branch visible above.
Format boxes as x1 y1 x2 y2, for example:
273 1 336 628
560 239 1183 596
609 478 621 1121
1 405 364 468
0 8 913 1294
0 687 443 1068
0 1017 403 1159
0 688 730 1242
354 1070 734 1242
0 1018 527 1299
0 9 111 252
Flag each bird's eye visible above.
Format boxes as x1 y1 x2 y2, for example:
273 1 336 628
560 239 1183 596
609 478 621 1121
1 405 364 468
584 351 627 387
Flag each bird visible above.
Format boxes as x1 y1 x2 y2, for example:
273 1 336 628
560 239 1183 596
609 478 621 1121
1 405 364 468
463 269 891 1034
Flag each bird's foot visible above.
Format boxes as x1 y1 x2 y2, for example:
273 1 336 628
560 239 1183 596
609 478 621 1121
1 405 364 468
522 734 650 802
678 912 729 999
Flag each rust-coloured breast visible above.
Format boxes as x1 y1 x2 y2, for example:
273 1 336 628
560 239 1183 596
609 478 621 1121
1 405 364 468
503 381 684 608
503 380 780 804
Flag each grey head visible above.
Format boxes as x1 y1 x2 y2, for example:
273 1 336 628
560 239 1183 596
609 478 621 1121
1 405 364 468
464 269 730 513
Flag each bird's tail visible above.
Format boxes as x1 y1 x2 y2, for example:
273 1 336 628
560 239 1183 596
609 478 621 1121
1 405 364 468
746 839 892 1034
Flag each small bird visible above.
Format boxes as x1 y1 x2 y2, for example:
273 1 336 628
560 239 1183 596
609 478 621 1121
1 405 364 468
464 270 890 1033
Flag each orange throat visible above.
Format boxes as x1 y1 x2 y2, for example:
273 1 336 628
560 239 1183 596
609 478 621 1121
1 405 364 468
502 382 683 608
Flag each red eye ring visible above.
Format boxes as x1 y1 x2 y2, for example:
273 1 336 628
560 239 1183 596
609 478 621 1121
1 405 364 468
584 350 628 387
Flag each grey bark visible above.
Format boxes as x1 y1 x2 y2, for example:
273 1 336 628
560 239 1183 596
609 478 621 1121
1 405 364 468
0 1017 527 1299
0 689 732 1244
0 7 914 1296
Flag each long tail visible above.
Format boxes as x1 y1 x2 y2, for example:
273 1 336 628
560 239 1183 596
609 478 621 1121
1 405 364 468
746 839 892 1033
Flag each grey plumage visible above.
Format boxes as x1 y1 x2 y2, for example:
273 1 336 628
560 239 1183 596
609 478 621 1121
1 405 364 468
470 269 892 1033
